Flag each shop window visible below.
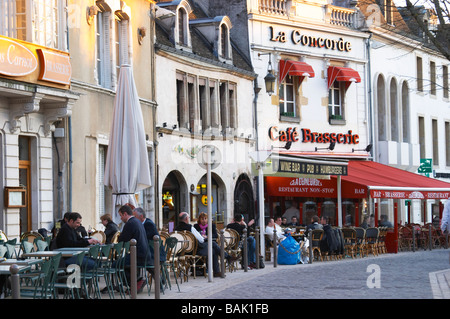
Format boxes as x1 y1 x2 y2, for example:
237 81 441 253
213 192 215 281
342 200 355 227
302 201 317 225
322 200 336 226
279 75 296 118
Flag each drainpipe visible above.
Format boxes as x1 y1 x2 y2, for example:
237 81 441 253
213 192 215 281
68 116 73 213
366 32 375 161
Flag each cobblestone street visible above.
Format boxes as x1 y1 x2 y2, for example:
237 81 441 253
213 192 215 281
153 249 450 300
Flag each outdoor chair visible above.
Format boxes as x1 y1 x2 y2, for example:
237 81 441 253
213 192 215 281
164 236 180 292
168 231 189 282
34 239 49 251
20 253 62 299
80 245 101 299
365 227 379 256
311 229 324 261
223 228 241 272
354 227 366 257
98 241 123 299
182 231 207 279
342 228 357 258
377 226 387 254
53 251 86 299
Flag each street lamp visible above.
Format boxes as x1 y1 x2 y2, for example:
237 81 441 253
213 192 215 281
259 53 276 96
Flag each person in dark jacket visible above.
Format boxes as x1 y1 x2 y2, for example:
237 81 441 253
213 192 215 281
100 213 120 244
55 212 99 269
117 205 151 291
133 207 166 262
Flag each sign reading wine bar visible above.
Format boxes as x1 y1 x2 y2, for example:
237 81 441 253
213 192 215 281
274 158 348 176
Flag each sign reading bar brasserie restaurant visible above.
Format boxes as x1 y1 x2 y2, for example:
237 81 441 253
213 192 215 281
0 35 71 88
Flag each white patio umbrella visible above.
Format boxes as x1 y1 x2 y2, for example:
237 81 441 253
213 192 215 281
104 64 151 224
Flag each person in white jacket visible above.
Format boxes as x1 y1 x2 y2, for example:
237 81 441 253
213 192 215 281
441 199 450 234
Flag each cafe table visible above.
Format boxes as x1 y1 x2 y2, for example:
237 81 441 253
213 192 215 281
0 258 44 266
54 247 91 252
22 251 77 258
0 264 31 275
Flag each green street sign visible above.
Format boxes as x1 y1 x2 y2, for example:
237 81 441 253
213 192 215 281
418 158 432 173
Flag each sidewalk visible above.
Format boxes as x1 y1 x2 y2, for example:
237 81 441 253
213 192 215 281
131 250 450 300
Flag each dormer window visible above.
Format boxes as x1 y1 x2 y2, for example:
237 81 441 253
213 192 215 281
178 7 188 46
220 24 229 59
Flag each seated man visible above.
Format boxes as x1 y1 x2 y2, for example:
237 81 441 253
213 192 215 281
175 212 223 278
306 215 323 235
55 212 100 269
226 214 257 269
264 217 285 243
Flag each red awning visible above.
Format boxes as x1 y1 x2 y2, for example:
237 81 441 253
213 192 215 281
340 161 450 199
279 60 315 84
265 160 450 200
327 66 361 90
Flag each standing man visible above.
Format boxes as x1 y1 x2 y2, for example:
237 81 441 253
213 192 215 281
133 207 166 263
118 205 151 292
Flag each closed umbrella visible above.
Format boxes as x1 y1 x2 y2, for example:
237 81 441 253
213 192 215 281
104 64 151 224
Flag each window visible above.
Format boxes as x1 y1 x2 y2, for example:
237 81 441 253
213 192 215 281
328 81 343 121
430 61 436 96
0 0 65 50
418 116 425 159
432 119 439 165
443 65 449 99
279 75 296 118
445 122 450 166
176 72 237 134
220 24 229 59
33 0 59 48
417 57 423 92
384 0 394 26
177 7 188 46
96 5 130 89
96 10 111 88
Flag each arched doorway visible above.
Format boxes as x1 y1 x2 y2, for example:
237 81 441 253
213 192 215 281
161 171 187 231
194 173 227 228
233 174 255 224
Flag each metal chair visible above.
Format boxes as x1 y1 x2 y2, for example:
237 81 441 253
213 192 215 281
164 237 180 292
54 251 86 299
